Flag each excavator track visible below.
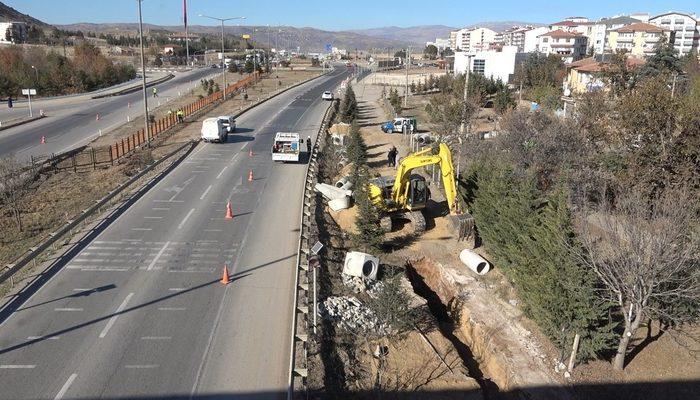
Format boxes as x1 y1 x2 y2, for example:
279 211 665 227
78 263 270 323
404 210 426 235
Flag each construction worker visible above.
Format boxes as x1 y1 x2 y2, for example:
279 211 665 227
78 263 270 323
176 109 184 123
152 87 158 98
306 136 312 153
167 109 173 117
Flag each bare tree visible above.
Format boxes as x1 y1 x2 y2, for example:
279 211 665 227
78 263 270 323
0 156 38 232
576 188 700 370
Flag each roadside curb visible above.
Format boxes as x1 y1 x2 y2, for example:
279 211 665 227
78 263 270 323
0 115 46 132
91 74 175 99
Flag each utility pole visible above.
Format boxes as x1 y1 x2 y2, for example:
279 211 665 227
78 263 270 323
457 54 472 179
137 0 150 146
404 46 410 107
199 15 246 100
184 0 189 67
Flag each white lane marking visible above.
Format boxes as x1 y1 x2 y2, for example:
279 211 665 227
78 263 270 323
54 308 83 312
132 228 152 231
200 185 213 200
99 293 134 338
0 364 36 369
125 364 159 369
54 373 77 400
144 216 163 220
230 152 239 163
241 142 249 149
178 208 196 230
93 241 122 244
203 229 223 232
152 207 170 211
147 241 170 271
158 307 186 311
141 336 172 340
189 143 208 157
154 200 184 203
27 336 60 340
168 288 185 291
216 166 228 179
123 239 143 242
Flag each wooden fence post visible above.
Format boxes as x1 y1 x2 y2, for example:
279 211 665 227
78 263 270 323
92 148 96 170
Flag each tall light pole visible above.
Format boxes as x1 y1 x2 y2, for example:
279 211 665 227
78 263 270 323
30 65 38 82
137 0 150 145
199 14 246 99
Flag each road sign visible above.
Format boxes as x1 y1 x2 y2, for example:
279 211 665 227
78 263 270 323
21 89 36 95
325 44 332 53
242 34 250 40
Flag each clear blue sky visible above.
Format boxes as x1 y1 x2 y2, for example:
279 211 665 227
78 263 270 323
4 0 698 30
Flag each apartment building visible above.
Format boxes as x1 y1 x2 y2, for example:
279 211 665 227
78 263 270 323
0 22 27 44
449 30 458 51
537 30 588 62
426 38 451 52
649 12 699 56
608 23 669 57
454 27 497 52
453 46 526 84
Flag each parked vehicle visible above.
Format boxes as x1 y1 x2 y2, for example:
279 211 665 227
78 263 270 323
201 117 228 143
271 132 302 162
218 115 236 133
322 91 334 100
381 117 417 133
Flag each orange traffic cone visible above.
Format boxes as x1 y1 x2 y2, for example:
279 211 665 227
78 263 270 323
225 201 234 219
248 170 254 182
248 149 254 157
96 113 100 121
40 136 46 144
220 265 230 285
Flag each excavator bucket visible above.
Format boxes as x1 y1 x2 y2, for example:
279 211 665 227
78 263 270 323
448 213 476 249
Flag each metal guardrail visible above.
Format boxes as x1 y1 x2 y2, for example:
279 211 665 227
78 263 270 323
287 99 337 400
0 140 197 286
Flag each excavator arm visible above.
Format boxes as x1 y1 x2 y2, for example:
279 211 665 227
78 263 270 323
391 143 459 214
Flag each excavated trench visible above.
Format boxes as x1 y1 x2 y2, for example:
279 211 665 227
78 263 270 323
406 263 502 400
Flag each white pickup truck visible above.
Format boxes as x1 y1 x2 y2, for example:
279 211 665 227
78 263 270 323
271 132 302 162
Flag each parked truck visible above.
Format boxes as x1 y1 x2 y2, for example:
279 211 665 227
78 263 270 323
271 132 302 162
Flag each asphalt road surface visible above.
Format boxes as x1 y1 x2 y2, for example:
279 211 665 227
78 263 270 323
0 66 349 399
0 67 221 161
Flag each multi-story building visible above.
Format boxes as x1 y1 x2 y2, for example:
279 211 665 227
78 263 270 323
0 22 27 44
594 16 643 54
426 38 451 52
649 12 699 56
537 30 588 62
454 27 497 52
449 30 458 51
564 56 646 94
453 46 527 84
608 23 669 57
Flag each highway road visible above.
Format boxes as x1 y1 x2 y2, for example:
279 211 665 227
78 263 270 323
0 67 221 161
0 66 349 399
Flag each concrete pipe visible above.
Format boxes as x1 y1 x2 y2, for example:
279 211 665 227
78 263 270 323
329 196 351 211
459 249 491 275
335 176 349 188
416 134 431 145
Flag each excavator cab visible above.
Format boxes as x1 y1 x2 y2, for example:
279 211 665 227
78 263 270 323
406 174 429 210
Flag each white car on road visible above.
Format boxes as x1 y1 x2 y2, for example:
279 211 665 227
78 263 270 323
321 91 333 101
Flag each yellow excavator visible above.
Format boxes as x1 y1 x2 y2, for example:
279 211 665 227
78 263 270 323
368 142 474 238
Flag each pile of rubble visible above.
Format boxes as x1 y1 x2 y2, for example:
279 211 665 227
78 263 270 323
318 296 392 336
341 274 384 296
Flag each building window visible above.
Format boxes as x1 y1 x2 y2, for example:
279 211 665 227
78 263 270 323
542 37 549 43
472 59 486 75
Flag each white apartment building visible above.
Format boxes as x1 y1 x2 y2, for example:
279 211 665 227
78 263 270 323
649 12 699 56
426 38 451 52
453 46 526 84
0 22 27 44
449 31 458 50
500 26 549 53
537 30 588 62
454 27 497 52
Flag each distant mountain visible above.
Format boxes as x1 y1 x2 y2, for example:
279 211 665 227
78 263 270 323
57 23 411 52
0 1 52 28
349 25 457 46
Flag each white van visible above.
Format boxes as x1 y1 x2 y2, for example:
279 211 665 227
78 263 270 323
201 117 227 143
218 116 236 133
271 132 302 162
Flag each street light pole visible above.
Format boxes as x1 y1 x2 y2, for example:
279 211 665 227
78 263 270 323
137 0 150 146
199 15 246 100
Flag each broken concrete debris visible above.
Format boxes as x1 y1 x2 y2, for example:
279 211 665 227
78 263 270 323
318 296 392 336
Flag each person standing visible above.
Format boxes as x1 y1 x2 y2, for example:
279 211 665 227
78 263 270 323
152 87 158 98
306 136 312 153
7 97 13 108
388 146 398 167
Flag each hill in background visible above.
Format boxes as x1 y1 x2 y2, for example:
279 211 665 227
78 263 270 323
0 1 52 29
